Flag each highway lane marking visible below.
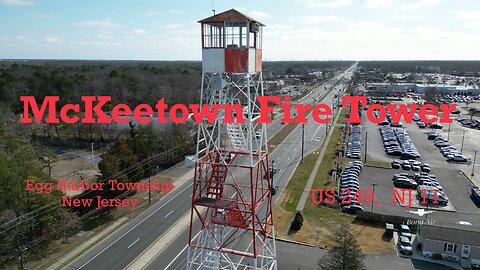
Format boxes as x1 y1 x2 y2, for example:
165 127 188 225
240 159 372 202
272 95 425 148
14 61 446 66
76 182 193 269
165 244 188 269
127 238 140 249
165 210 174 218
311 124 323 141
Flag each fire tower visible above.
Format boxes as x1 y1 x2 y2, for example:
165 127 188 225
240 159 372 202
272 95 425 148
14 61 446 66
187 9 277 270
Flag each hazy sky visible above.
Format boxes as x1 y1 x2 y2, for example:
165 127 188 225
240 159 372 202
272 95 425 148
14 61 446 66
1 0 479 60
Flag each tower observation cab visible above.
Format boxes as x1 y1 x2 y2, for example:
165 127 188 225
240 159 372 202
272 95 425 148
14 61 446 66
199 9 264 73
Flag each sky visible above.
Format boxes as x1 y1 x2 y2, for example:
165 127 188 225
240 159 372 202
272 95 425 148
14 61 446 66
0 0 479 60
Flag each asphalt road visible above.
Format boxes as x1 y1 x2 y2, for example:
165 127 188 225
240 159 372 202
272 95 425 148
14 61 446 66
145 65 357 269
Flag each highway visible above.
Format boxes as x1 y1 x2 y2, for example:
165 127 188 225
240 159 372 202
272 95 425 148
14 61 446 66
63 64 356 270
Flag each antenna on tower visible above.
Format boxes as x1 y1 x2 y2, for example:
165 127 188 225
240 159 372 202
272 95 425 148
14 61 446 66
212 0 216 15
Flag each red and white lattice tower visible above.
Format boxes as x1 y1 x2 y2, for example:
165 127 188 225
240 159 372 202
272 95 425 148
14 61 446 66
187 9 277 270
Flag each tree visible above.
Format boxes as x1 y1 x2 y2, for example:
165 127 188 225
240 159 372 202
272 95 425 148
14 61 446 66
290 212 304 231
318 224 365 270
98 138 139 182
286 67 294 75
37 147 58 178
58 208 82 243
424 87 438 104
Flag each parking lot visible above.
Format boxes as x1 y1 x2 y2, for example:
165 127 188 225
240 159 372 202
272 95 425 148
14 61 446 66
355 100 480 226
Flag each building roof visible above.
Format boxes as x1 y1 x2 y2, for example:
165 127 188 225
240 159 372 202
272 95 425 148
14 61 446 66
198 9 265 26
420 224 480 247
415 84 478 90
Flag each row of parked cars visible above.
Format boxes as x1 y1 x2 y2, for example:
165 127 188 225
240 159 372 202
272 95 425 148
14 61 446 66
394 128 421 159
443 94 473 104
375 110 402 127
391 159 430 172
379 125 420 159
427 132 469 162
458 117 480 129
392 171 449 205
397 224 413 255
379 125 402 156
412 114 444 129
338 161 365 213
346 125 362 159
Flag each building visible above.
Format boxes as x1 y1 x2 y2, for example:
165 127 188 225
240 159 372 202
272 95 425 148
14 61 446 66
362 83 480 96
365 83 415 96
415 84 480 95
417 224 480 269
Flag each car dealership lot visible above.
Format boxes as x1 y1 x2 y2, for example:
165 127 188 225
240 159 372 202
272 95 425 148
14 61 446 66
355 101 480 224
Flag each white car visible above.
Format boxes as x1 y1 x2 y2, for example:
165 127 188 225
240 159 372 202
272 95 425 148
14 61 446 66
447 154 468 162
417 185 444 196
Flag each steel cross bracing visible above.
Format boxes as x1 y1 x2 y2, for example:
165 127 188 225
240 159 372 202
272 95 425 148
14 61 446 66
187 71 277 270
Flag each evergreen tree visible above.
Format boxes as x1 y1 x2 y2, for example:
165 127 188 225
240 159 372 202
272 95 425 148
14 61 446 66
318 224 366 270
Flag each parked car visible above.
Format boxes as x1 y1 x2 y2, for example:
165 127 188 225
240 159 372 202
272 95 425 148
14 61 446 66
419 190 449 205
391 160 401 169
397 236 413 255
420 164 431 173
429 123 443 129
447 154 468 162
341 204 364 214
394 179 418 189
398 224 412 240
401 161 411 170
427 132 440 140
451 109 461 114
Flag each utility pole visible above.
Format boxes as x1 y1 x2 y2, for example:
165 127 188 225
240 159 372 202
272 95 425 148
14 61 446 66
461 130 466 154
16 220 24 270
370 183 377 214
332 96 335 115
364 131 368 163
271 160 275 187
148 153 152 205
91 142 95 167
301 124 305 161
447 123 451 141
472 150 477 177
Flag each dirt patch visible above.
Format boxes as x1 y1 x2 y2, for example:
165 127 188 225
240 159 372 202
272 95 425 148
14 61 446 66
49 147 101 196
274 205 395 255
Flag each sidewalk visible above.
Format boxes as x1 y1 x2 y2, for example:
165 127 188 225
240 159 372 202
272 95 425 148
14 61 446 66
295 105 343 211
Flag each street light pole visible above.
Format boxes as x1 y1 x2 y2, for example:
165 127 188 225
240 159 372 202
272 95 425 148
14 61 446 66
364 131 368 163
301 124 305 162
461 130 466 154
271 160 275 186
472 151 477 177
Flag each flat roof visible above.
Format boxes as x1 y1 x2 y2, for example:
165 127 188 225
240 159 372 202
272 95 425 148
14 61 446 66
420 224 480 246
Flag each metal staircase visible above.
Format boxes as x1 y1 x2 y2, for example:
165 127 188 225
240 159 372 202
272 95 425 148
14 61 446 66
226 123 245 151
